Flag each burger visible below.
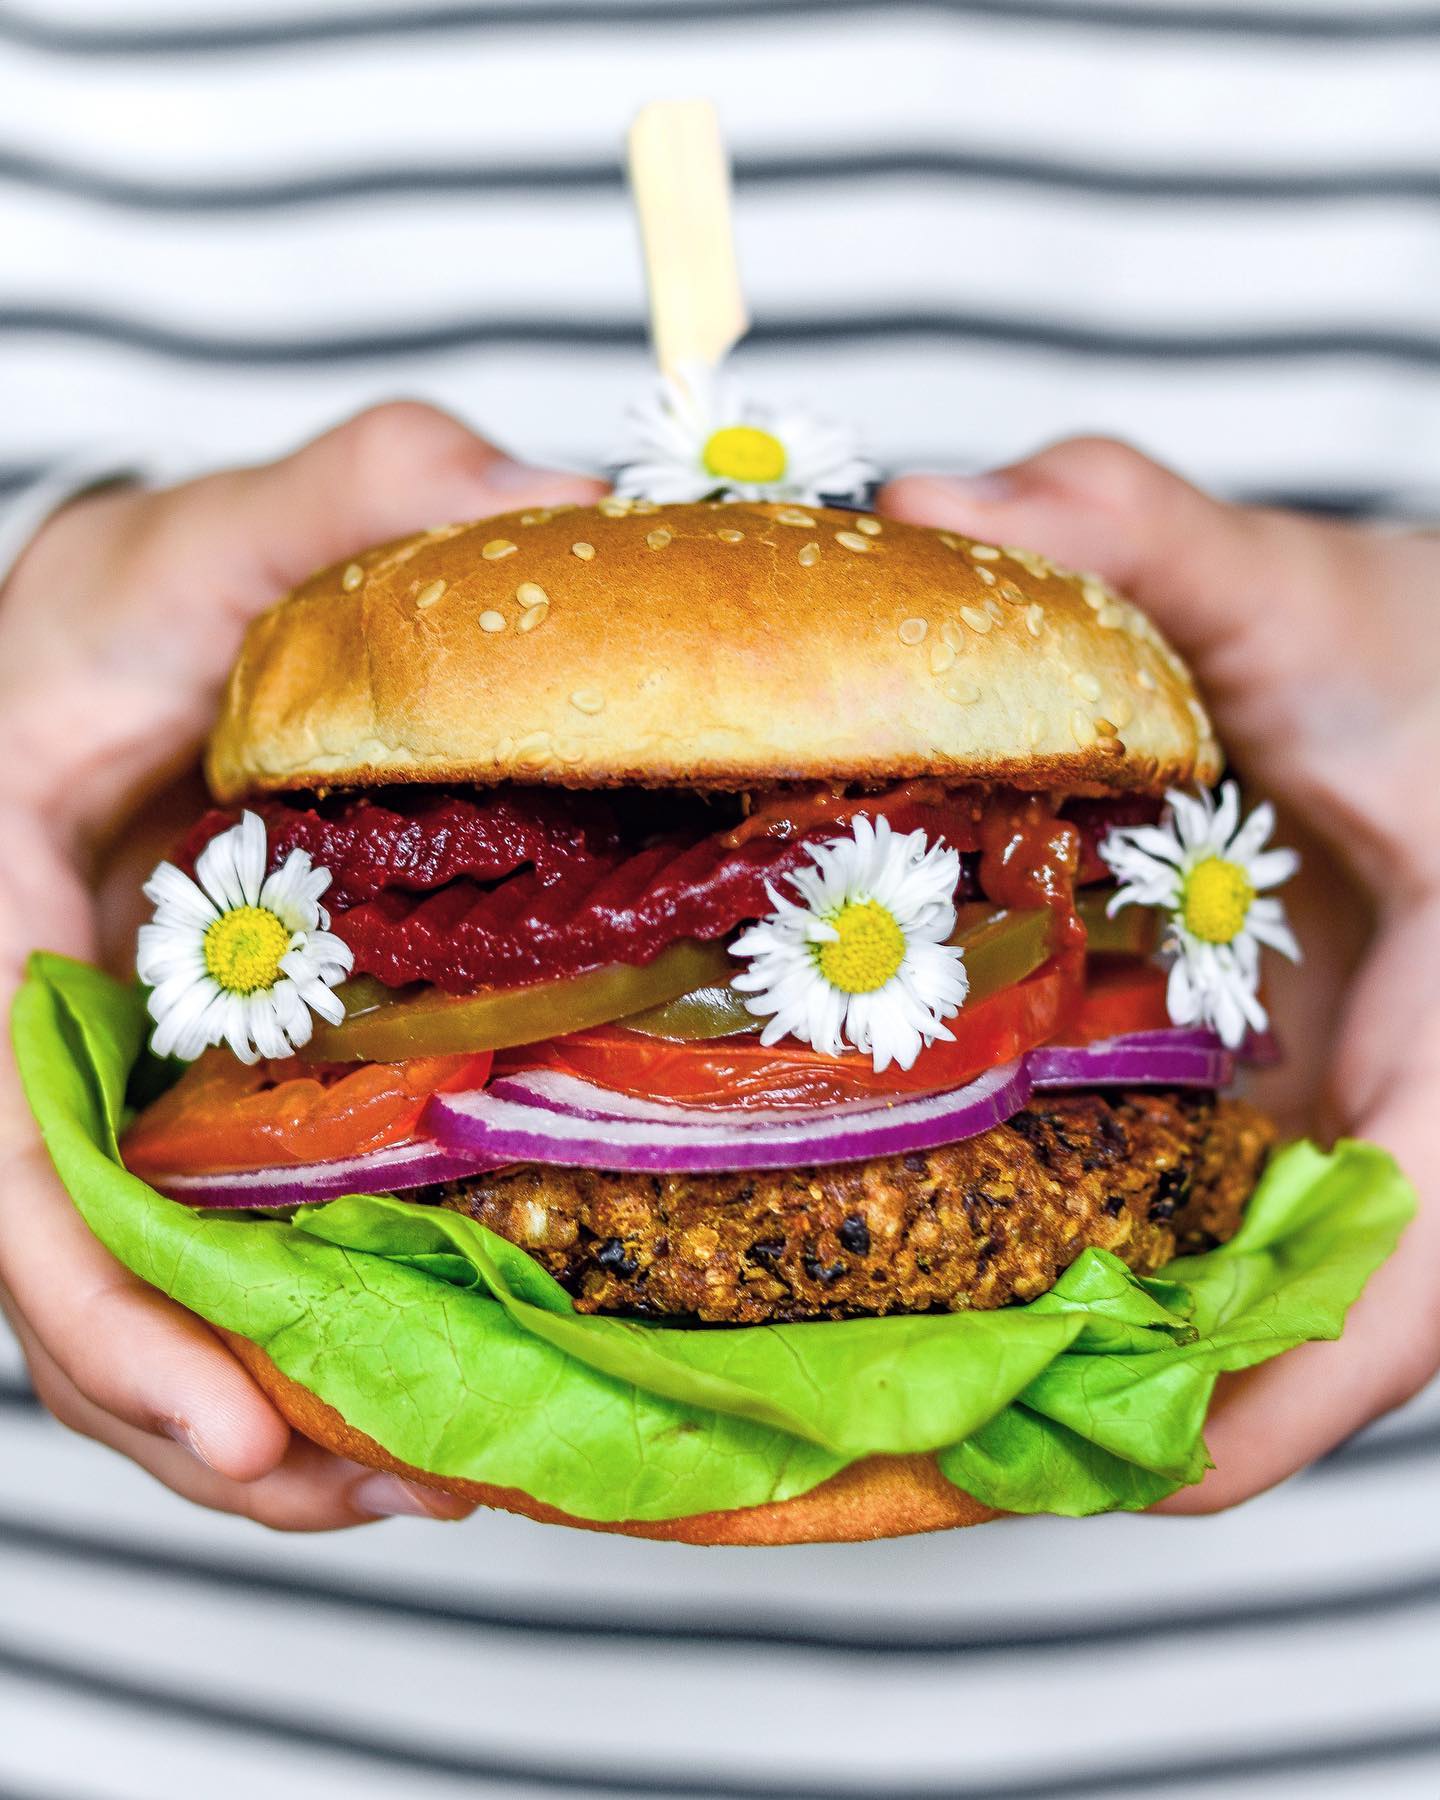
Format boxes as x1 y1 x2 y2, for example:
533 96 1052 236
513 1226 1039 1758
15 496 1412 1543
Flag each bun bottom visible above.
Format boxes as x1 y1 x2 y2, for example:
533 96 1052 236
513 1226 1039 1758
224 1333 999 1544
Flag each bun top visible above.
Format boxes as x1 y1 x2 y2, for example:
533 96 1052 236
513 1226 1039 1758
206 499 1221 803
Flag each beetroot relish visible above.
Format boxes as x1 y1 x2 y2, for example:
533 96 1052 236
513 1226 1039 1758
179 786 1154 994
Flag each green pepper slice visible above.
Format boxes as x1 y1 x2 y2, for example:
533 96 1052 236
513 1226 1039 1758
299 938 735 1063
1077 890 1161 956
624 904 1059 1041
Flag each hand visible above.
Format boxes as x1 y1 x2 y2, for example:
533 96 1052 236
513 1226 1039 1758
883 440 1440 1509
0 402 603 1529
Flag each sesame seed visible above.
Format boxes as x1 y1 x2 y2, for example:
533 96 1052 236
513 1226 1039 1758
1071 710 1098 748
555 737 584 764
941 620 964 652
975 566 997 586
775 508 815 527
478 610 507 633
1025 604 1045 637
1094 716 1119 738
997 579 1027 607
1109 696 1135 728
1099 736 1126 758
1070 671 1103 703
1026 710 1047 746
945 677 981 705
1097 603 1125 629
570 688 605 714
520 510 551 526
516 581 549 609
938 533 961 550
571 542 596 560
1080 578 1108 611
515 730 552 765
632 498 661 515
960 605 993 634
835 530 871 553
898 617 928 646
646 528 673 550
984 596 1005 623
518 601 549 632
798 542 821 567
597 496 632 518
415 578 446 609
855 517 882 536
717 528 745 544
482 539 517 561
1136 667 1158 691
929 641 956 675
970 544 1001 561
341 562 364 592
1005 546 1055 579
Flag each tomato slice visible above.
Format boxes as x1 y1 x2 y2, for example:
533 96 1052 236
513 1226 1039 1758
501 954 1084 1109
1060 959 1171 1042
121 1048 493 1178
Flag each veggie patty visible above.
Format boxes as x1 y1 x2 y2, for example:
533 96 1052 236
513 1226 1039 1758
428 1090 1275 1323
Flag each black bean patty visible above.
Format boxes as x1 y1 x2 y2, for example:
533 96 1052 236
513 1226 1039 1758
424 1091 1275 1323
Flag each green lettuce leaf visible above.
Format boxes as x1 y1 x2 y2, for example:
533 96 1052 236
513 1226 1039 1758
12 952 1417 1524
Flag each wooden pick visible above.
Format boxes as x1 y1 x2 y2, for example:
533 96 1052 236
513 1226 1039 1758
627 99 748 382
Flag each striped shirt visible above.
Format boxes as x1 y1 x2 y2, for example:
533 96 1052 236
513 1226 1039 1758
2 3 1439 1794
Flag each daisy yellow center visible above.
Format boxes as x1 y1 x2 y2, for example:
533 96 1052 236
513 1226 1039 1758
702 425 788 486
203 905 291 995
1180 857 1254 945
817 900 907 995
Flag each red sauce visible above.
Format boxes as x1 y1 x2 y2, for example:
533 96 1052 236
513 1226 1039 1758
721 779 979 851
179 784 1146 994
978 795 1084 949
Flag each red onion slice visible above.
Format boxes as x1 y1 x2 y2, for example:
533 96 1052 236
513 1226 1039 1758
1027 1039 1235 1089
141 1137 499 1209
425 1059 1032 1173
488 1068 910 1128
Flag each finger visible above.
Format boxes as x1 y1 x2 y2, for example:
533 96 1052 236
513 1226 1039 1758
206 398 607 612
880 438 1359 678
12 401 606 837
14 1315 472 1530
0 1135 291 1483
123 399 606 691
1154 1134 1440 1513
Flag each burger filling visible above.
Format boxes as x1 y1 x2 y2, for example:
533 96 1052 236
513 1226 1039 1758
431 1091 1274 1323
125 780 1273 1322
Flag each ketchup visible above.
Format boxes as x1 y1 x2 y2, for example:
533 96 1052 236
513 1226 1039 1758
977 795 1084 949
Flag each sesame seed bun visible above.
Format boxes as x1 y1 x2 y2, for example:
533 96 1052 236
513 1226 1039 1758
205 500 1220 804
223 1333 999 1543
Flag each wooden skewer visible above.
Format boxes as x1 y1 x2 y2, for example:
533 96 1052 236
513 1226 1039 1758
627 99 748 384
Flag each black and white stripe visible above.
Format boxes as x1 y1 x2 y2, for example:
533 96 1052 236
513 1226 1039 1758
5 0 1440 501
1 1329 1438 1797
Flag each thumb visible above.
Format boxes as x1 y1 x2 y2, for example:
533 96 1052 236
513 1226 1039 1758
880 436 1353 678
163 399 606 623
5 402 605 839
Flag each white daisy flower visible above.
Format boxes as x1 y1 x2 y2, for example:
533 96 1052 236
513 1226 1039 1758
1100 781 1301 1049
729 816 969 1073
136 811 353 1065
611 362 874 506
